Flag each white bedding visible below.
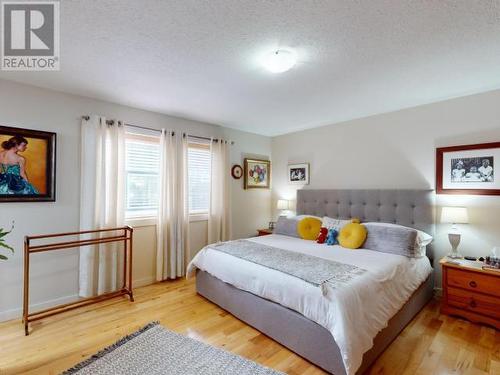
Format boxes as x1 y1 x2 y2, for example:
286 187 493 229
187 234 432 375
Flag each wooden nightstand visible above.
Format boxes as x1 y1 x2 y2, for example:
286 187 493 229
440 258 500 329
257 228 273 236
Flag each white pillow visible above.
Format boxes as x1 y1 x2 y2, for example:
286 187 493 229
322 216 351 231
363 222 433 257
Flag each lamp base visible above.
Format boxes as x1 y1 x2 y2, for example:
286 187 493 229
447 232 463 259
447 250 463 259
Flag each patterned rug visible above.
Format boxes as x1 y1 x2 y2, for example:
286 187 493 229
63 322 283 375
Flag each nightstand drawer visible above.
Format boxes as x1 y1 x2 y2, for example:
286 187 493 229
257 229 273 236
447 287 500 319
447 268 500 298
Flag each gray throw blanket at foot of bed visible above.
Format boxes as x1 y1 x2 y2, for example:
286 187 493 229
211 240 366 295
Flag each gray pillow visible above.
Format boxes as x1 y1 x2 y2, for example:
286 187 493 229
363 223 419 258
275 217 300 238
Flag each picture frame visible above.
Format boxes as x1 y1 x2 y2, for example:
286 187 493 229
436 141 500 195
0 125 56 202
287 163 309 185
244 158 270 189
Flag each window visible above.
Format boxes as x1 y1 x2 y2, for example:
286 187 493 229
188 142 211 215
124 131 211 220
125 132 160 218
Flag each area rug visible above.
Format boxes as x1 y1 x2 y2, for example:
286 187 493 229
63 321 284 375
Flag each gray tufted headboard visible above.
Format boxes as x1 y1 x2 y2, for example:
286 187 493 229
296 189 435 260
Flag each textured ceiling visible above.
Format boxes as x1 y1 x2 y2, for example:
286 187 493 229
1 0 500 136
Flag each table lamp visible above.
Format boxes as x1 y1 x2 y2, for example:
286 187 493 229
276 199 290 217
440 206 469 259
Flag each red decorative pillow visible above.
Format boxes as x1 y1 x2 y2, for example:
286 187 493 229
316 227 328 244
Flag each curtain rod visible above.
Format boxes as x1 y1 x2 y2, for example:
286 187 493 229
184 133 234 145
81 115 234 145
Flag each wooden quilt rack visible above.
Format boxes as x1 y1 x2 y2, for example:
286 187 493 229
23 226 134 335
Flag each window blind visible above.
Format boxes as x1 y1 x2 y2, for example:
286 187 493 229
188 144 211 213
125 137 160 216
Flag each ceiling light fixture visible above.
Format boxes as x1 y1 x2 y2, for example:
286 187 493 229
262 49 297 73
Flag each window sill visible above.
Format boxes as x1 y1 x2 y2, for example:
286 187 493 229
189 213 208 222
125 215 207 227
125 216 157 228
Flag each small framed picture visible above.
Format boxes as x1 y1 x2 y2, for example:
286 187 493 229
288 163 309 185
244 158 271 189
436 142 500 195
0 125 56 202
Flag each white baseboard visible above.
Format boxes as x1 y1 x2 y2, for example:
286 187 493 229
0 277 156 323
0 294 79 323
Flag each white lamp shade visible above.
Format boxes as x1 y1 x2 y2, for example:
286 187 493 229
440 207 469 224
276 199 289 210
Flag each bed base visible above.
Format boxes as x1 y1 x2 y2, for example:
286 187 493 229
196 270 434 375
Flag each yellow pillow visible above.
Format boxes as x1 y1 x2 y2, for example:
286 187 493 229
338 222 367 249
297 217 322 240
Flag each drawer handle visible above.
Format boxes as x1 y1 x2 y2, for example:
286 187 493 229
469 281 477 288
469 299 477 308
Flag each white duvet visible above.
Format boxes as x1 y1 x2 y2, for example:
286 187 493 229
187 234 432 375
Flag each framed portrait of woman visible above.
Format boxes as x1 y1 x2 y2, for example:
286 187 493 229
436 141 500 195
0 125 56 202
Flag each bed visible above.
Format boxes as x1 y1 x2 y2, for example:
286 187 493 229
189 189 435 375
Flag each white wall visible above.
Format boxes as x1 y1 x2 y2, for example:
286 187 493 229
222 127 273 240
0 79 271 321
272 89 500 286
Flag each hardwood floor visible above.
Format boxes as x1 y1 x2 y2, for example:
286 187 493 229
0 278 498 375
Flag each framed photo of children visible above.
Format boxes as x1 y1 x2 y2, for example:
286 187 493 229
244 158 270 189
436 141 500 195
0 125 56 202
288 163 309 185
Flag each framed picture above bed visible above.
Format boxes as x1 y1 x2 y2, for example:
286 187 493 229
436 141 500 195
244 158 270 189
288 163 309 185
0 125 56 202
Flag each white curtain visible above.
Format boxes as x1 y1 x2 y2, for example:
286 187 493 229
79 115 126 297
156 130 190 281
208 139 231 244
